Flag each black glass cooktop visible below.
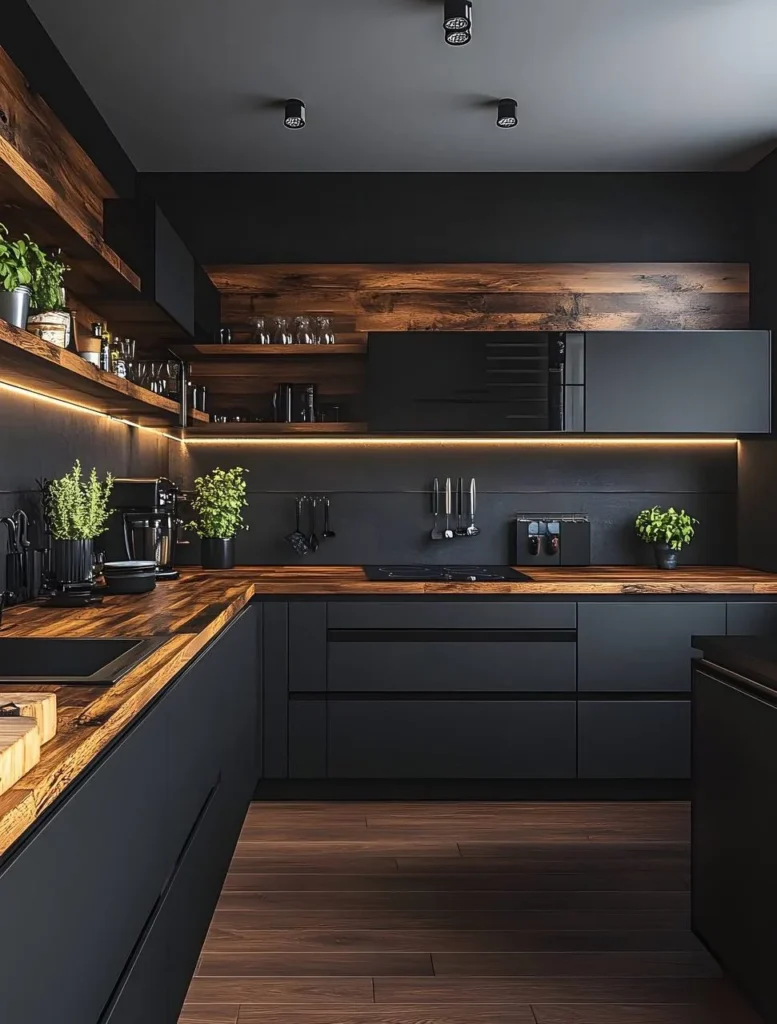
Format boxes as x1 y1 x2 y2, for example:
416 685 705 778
363 565 532 582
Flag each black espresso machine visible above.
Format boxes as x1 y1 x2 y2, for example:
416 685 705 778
105 478 186 580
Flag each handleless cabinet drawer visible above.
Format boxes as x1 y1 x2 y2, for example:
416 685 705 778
578 701 691 779
328 638 576 692
328 601 576 631
328 700 576 779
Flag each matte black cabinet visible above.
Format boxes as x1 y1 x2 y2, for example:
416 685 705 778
726 601 777 636
578 701 690 779
577 602 726 692
585 331 771 434
0 606 260 1024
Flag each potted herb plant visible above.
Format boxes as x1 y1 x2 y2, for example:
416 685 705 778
46 460 114 585
635 505 699 570
0 223 36 328
27 246 71 348
188 467 248 569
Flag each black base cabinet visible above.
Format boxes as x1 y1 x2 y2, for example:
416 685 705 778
0 606 261 1024
578 701 691 779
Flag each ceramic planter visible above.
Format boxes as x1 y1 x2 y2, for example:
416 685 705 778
653 543 679 570
26 309 70 348
52 539 94 586
201 537 235 570
0 286 31 329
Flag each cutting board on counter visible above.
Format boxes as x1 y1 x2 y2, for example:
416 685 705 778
0 693 57 744
0 717 40 796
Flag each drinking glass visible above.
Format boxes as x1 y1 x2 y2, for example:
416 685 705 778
272 317 293 345
295 316 315 345
251 317 271 344
315 316 336 345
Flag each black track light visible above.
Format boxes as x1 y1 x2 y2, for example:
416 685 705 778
444 0 471 44
284 99 306 130
496 98 518 129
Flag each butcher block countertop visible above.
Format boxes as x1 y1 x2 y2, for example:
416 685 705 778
0 564 776 857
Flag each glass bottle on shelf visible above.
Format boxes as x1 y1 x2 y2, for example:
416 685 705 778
272 316 293 345
315 316 336 345
100 328 111 372
295 316 315 345
111 336 127 378
251 317 271 345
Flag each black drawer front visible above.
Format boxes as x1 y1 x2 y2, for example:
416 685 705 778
327 701 576 779
327 639 576 693
328 601 576 631
726 602 777 636
578 701 691 779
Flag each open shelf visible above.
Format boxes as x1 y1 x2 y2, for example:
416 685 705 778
172 343 367 358
180 421 367 437
0 319 208 426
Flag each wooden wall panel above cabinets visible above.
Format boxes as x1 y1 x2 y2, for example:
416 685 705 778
210 263 750 334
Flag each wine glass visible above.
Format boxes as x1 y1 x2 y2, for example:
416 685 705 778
251 317 271 344
315 316 336 345
295 316 315 345
272 317 293 345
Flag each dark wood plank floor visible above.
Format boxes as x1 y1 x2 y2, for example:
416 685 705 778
180 802 762 1024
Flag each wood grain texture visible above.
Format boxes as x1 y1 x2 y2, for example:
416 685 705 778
0 693 56 743
180 802 761 1024
0 717 40 795
210 264 750 334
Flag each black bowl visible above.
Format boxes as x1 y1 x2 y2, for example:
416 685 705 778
104 574 157 595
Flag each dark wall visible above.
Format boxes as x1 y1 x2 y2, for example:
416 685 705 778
738 440 777 572
171 443 736 567
141 172 748 265
2 2 136 196
0 388 169 590
749 149 777 337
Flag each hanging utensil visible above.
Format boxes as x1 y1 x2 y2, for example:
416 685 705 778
286 498 310 556
0 517 20 604
455 477 468 536
322 497 336 539
444 478 454 540
466 477 481 537
308 497 320 553
430 478 443 541
12 510 30 601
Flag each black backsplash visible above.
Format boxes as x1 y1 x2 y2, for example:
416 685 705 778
0 388 169 591
171 443 737 567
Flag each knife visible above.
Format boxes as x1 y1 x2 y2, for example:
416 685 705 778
455 477 467 536
466 478 480 537
444 477 454 539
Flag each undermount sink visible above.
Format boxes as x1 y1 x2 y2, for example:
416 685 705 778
0 636 170 685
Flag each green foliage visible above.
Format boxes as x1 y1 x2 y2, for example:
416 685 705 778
47 460 114 540
188 467 248 539
0 222 35 293
635 505 698 552
29 247 69 313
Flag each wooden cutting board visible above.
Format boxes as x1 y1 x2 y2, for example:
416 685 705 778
0 717 40 796
0 693 57 744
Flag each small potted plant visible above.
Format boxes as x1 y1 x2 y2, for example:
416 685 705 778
635 505 699 570
0 223 36 328
27 246 71 348
46 460 114 585
188 467 248 569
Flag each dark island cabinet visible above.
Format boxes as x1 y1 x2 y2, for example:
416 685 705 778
0 606 261 1024
585 331 771 434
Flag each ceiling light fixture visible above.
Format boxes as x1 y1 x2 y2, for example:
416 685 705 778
284 99 306 130
444 0 472 44
496 97 518 128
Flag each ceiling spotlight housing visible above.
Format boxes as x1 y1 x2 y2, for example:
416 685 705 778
496 98 518 129
284 98 306 130
444 0 471 44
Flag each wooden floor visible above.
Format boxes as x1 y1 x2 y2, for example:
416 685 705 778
180 802 761 1024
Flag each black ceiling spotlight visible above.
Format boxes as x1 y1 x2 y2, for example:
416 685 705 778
496 98 518 129
284 99 306 130
444 0 472 45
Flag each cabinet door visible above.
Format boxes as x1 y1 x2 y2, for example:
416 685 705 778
578 701 691 778
693 667 777 1022
585 331 771 433
0 705 169 1024
727 602 777 636
327 701 576 779
577 602 725 692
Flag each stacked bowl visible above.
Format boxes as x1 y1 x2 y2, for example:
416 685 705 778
103 560 157 595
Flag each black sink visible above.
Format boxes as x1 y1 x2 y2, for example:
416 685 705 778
0 636 171 685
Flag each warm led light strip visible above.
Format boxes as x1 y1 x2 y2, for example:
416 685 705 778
182 436 737 447
0 380 181 442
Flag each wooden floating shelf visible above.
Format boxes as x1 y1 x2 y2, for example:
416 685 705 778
173 343 367 358
181 421 367 437
0 319 208 426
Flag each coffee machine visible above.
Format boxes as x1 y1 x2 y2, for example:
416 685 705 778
105 478 185 580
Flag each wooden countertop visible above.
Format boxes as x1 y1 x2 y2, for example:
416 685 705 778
1 564 776 858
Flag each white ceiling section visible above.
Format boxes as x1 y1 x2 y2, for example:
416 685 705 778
27 0 777 172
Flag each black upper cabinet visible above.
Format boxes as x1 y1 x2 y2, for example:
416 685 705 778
584 331 771 434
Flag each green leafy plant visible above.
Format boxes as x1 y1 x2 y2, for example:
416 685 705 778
29 246 69 313
635 506 698 551
46 460 114 540
188 467 248 539
0 222 36 293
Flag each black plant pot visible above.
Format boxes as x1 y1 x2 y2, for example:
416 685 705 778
653 543 679 570
53 539 94 585
201 537 235 570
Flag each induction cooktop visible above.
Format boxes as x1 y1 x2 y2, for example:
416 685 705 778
363 565 532 582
